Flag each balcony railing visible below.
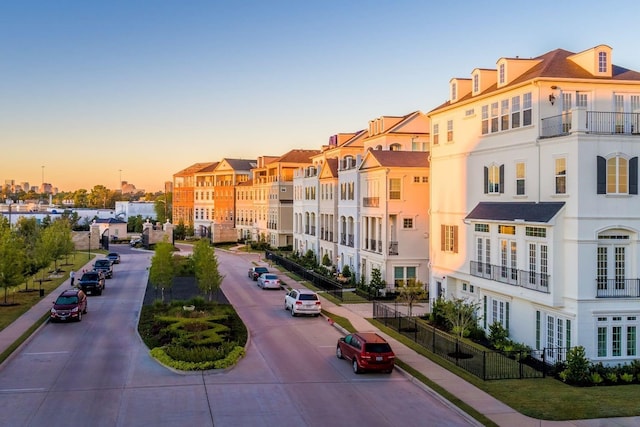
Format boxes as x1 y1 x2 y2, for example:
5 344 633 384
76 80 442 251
541 110 640 138
470 261 550 294
596 278 640 298
363 197 379 207
348 234 354 247
340 234 346 245
389 241 398 255
369 239 377 252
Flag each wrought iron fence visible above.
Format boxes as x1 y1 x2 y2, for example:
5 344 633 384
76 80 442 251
373 301 568 380
265 250 343 300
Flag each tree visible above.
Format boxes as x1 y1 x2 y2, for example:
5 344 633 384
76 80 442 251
369 267 385 294
192 239 225 301
0 226 26 304
396 279 428 317
442 298 481 338
148 240 175 302
40 219 73 272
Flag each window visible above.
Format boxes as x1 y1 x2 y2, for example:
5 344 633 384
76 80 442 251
523 92 532 126
403 218 413 229
433 123 439 145
511 96 521 128
473 73 479 93
499 63 505 85
484 164 504 194
597 155 638 195
481 106 489 135
447 120 453 142
596 315 640 358
525 227 546 238
516 162 525 195
501 99 509 131
485 296 508 330
390 143 402 151
491 102 499 133
451 82 457 100
389 178 401 200
441 225 458 253
598 51 608 73
394 266 416 287
576 92 589 108
413 176 420 183
555 158 566 194
475 223 489 233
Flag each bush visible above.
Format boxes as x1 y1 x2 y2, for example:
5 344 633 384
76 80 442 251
559 346 590 386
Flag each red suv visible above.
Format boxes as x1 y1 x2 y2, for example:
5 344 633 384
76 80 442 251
50 289 88 322
336 332 395 374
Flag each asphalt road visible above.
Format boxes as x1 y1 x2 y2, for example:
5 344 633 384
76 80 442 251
0 246 475 427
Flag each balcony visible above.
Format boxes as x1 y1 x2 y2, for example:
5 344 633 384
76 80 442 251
340 234 346 245
363 197 379 207
470 261 550 294
348 234 354 247
596 278 640 298
388 241 398 255
369 239 377 252
541 110 640 139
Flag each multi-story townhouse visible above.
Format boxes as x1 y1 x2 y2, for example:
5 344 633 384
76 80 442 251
358 112 430 289
173 162 216 227
235 179 254 242
359 149 430 292
318 158 339 265
428 44 640 365
293 158 322 258
250 150 319 248
211 159 255 243
193 162 218 238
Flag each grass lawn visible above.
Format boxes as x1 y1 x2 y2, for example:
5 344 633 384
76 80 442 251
0 252 98 331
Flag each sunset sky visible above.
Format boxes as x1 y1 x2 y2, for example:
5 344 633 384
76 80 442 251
2 1 640 193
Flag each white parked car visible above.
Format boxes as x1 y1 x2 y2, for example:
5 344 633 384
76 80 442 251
284 289 321 317
257 273 281 289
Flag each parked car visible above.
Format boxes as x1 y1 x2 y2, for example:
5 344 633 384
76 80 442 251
78 271 105 296
130 237 142 247
336 332 395 374
284 289 321 316
50 289 87 322
107 252 121 264
248 266 269 280
257 273 281 289
93 258 113 279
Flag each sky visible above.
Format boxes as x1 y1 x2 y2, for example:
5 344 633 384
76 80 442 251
2 0 640 193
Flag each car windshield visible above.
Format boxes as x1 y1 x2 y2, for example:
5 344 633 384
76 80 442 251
56 296 78 305
256 268 268 273
82 273 99 280
263 274 277 280
108 253 118 257
364 343 392 353
299 294 318 301
95 260 110 267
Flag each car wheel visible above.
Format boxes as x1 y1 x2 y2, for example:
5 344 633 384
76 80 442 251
314 313 320 317
353 359 361 374
336 345 343 359
284 302 288 311
290 306 296 317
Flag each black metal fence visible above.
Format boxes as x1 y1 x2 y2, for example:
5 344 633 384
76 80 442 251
373 301 567 380
265 251 343 300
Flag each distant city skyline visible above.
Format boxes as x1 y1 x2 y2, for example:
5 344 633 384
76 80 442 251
3 1 640 192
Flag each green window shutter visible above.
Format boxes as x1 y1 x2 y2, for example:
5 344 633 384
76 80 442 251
536 311 541 350
505 301 510 333
566 319 571 348
483 295 487 329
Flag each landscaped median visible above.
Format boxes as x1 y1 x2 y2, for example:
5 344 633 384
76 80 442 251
138 297 247 371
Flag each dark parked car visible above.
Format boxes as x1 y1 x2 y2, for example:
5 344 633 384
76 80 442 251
93 258 113 278
336 332 395 374
107 252 120 264
248 266 269 280
78 271 105 296
50 289 87 322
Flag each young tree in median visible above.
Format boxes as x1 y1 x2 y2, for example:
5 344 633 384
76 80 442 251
192 239 225 302
0 225 26 304
149 240 175 302
40 219 74 272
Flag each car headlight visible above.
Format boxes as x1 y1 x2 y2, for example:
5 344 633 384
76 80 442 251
71 307 79 313
50 308 57 314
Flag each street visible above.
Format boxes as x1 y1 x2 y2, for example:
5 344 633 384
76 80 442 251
0 246 476 427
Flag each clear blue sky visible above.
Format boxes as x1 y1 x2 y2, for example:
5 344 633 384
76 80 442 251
2 0 640 193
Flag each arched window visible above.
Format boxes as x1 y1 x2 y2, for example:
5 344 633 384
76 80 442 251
390 143 402 151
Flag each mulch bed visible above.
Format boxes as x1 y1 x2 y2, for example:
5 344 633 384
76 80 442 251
143 276 229 306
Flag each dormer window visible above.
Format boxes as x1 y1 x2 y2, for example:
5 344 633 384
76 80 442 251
598 51 608 73
499 63 505 85
451 82 457 101
473 74 479 94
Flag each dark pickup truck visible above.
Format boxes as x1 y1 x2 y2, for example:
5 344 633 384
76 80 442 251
93 259 113 279
78 271 105 296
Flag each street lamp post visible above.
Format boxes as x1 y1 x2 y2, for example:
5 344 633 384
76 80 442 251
88 232 91 260
5 199 12 228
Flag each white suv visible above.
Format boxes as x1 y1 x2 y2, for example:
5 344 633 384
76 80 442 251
284 289 321 317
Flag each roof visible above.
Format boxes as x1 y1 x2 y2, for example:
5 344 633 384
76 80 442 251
362 150 429 169
94 218 127 224
465 202 565 223
276 149 322 164
173 162 217 177
195 162 219 173
222 158 257 171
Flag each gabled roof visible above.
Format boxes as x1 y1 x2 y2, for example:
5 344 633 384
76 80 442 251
217 158 257 171
360 150 429 170
276 149 322 164
95 218 127 225
319 158 338 179
465 202 565 223
173 162 217 177
195 162 219 173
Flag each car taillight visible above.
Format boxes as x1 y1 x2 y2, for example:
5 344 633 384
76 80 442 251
315 301 321 305
295 301 302 305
